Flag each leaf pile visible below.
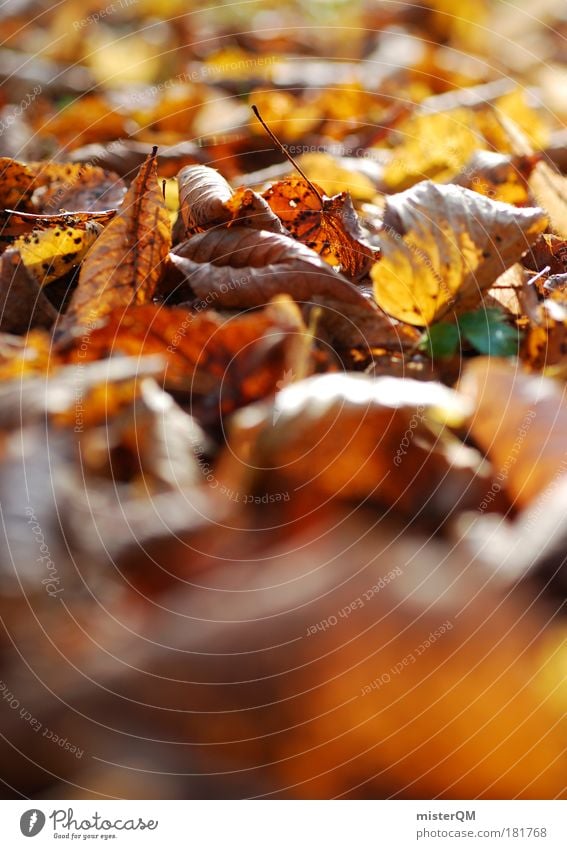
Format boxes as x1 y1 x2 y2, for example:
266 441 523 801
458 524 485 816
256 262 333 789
1 0 567 804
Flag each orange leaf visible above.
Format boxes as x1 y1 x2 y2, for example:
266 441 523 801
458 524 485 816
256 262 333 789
263 176 376 278
59 149 171 334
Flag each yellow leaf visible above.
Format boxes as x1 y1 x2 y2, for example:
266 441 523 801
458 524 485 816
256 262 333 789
371 181 547 326
297 152 376 201
382 109 480 192
15 222 102 287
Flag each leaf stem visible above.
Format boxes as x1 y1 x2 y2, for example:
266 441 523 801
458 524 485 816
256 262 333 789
251 104 324 208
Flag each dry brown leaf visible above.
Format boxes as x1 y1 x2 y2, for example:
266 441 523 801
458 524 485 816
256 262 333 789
28 162 126 213
177 164 284 236
169 226 376 312
0 250 56 333
59 149 171 334
371 181 547 325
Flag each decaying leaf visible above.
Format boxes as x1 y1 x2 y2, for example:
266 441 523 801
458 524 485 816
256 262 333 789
59 149 171 334
371 181 547 325
178 164 284 236
14 219 103 287
0 250 56 333
263 176 376 278
27 161 126 213
169 226 377 312
0 157 36 210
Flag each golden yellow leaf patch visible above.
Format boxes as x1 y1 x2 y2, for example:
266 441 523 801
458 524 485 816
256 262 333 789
14 222 103 287
371 181 547 326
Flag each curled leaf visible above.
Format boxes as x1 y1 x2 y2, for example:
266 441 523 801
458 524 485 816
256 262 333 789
170 226 377 311
177 164 283 236
14 220 103 287
371 181 547 326
59 149 171 334
178 164 233 233
27 162 126 213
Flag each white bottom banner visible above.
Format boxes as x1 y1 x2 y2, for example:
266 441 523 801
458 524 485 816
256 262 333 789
1 800 566 847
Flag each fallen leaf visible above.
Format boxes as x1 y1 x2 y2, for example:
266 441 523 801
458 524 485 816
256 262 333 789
28 161 126 213
294 152 378 201
219 373 487 520
177 164 283 235
0 250 57 333
169 226 377 311
497 115 567 240
453 149 537 205
526 233 567 277
59 149 171 334
14 220 103 287
0 157 36 210
522 290 567 370
307 297 421 350
371 180 547 325
459 356 567 507
382 109 480 192
32 94 129 149
263 176 376 278
61 298 321 421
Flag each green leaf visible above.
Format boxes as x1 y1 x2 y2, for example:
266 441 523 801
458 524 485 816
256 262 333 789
419 322 459 358
458 308 519 356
